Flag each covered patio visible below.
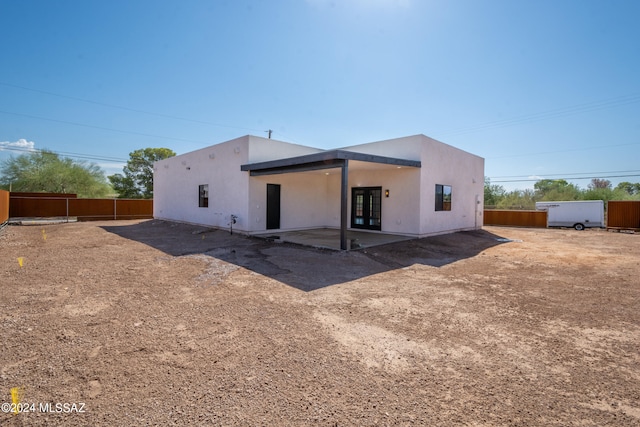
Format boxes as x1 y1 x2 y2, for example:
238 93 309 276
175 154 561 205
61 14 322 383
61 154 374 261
241 149 421 250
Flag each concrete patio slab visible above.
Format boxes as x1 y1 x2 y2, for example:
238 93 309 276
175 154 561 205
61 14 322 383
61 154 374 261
252 228 415 250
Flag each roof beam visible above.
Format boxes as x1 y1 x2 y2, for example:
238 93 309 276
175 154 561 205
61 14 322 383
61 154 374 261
241 149 420 176
246 159 344 176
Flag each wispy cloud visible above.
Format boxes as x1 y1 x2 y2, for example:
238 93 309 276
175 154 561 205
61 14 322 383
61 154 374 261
0 139 36 152
528 175 544 181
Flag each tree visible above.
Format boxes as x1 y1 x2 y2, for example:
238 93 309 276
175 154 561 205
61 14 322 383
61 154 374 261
484 177 506 207
582 187 613 202
109 148 176 198
615 181 640 196
534 179 580 201
496 189 536 210
0 150 112 197
588 178 611 190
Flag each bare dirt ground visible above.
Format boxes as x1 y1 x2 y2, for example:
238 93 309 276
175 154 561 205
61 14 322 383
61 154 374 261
1 220 639 426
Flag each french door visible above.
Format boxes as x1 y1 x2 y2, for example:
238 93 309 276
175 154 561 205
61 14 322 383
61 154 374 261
351 187 381 230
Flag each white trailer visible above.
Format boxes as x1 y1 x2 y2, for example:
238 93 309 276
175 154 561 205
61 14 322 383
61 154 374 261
535 200 605 230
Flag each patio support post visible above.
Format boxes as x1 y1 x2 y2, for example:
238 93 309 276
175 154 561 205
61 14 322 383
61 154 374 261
340 159 349 250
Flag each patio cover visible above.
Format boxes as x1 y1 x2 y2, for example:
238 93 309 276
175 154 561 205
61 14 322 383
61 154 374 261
241 150 421 250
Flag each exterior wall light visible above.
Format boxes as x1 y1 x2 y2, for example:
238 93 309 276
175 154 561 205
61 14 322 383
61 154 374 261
385 189 390 197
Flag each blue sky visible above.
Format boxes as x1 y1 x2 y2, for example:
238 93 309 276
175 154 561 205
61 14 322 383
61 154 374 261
1 0 639 191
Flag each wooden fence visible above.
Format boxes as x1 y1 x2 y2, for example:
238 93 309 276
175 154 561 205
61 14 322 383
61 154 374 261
484 209 547 228
8 193 153 221
607 201 640 231
0 190 9 226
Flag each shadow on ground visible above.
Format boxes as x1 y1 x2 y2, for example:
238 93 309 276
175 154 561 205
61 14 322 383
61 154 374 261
102 220 508 292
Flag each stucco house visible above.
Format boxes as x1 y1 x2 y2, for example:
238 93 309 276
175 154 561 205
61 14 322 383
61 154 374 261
153 134 484 249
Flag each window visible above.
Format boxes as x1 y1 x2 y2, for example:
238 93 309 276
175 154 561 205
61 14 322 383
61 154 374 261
198 184 208 208
435 184 452 211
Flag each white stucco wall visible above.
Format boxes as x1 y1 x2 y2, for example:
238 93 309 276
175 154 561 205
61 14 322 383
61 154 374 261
154 134 484 237
153 136 252 230
247 172 332 232
418 136 484 236
154 135 326 233
340 135 424 161
342 134 484 236
242 167 420 236
247 136 323 163
346 167 421 235
245 165 422 236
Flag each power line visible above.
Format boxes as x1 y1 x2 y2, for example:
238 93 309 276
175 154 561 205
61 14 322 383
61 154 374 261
490 169 640 179
487 141 640 159
438 93 640 137
0 81 303 145
2 81 637 155
0 145 128 163
2 82 639 172
0 81 265 133
0 109 211 144
3 144 639 182
490 174 640 183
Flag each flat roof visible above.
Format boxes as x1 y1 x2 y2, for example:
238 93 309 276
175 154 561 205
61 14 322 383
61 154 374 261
240 149 421 176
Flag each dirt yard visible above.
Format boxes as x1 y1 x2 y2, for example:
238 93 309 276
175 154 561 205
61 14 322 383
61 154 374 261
1 220 638 426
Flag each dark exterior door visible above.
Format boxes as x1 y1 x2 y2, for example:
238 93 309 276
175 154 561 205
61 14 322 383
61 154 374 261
351 187 381 230
266 184 281 230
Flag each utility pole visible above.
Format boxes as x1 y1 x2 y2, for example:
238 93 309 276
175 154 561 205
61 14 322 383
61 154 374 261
265 129 273 139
